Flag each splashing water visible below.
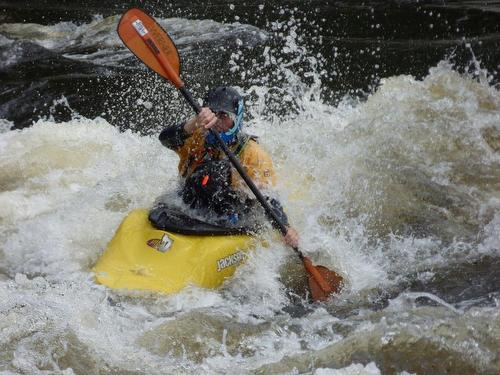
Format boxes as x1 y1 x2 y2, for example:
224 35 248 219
1 7 499 375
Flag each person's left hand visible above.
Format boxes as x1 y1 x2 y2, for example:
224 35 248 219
283 227 300 248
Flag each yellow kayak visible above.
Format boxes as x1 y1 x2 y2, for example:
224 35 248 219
93 208 256 294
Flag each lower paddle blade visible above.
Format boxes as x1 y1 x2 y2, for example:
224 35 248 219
117 8 182 86
308 265 344 302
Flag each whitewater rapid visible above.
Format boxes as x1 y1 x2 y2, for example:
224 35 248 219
1 2 500 372
1 59 499 373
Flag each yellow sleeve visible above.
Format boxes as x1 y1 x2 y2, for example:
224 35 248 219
232 140 277 191
175 129 206 176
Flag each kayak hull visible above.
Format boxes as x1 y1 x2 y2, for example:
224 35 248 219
93 209 255 294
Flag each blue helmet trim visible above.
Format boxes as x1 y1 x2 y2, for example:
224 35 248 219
225 98 244 136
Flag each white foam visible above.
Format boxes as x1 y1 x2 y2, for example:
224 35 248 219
0 117 175 277
314 362 381 375
0 119 13 133
0 11 499 372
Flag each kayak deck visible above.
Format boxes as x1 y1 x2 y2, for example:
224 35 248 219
93 209 255 294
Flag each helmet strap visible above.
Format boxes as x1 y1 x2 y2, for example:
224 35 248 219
224 98 244 137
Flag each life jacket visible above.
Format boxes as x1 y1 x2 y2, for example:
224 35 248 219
174 128 277 190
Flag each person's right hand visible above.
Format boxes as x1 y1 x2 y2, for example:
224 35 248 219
196 107 218 130
283 227 300 248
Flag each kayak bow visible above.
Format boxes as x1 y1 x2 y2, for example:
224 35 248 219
93 209 255 294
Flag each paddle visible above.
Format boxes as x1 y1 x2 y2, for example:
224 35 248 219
117 8 343 301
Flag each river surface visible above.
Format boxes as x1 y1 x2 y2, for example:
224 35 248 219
0 1 499 374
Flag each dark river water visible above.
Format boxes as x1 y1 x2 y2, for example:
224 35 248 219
2 1 499 129
0 1 499 374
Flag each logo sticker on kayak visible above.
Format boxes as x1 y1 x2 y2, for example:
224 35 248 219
216 251 245 272
147 234 173 253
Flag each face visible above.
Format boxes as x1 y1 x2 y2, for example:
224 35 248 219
214 112 234 132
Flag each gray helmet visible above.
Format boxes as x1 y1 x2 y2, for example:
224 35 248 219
203 86 242 114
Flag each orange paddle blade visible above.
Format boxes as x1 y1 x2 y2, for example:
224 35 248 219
117 8 183 88
303 257 343 302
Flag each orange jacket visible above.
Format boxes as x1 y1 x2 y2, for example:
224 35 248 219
159 123 289 227
173 128 277 191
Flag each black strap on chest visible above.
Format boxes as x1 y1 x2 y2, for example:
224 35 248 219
206 133 257 161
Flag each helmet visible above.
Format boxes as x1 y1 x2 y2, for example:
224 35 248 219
203 86 242 114
204 86 245 145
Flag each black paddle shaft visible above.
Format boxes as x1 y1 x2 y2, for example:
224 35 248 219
179 86 290 238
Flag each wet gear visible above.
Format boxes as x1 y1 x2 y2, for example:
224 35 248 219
159 121 189 149
181 159 246 218
159 125 289 228
179 159 289 227
160 126 275 187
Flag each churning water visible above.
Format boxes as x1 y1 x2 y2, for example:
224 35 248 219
1 2 499 374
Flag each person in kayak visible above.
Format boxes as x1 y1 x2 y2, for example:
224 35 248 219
159 86 299 248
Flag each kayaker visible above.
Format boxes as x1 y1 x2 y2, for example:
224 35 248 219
159 86 299 248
